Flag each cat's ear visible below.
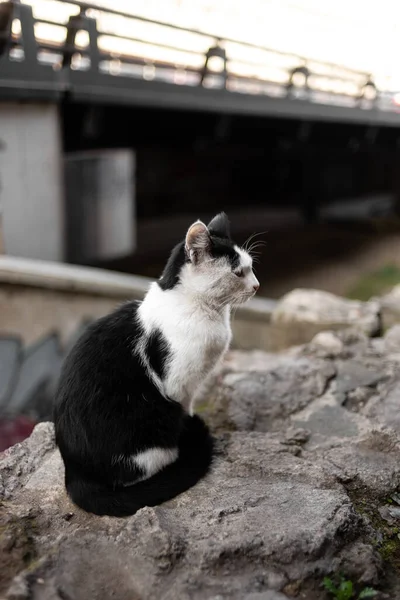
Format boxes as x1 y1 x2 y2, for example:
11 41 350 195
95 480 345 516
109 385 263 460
207 212 230 239
185 220 211 264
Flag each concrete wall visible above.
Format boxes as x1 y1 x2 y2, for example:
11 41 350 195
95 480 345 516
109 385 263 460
0 256 277 349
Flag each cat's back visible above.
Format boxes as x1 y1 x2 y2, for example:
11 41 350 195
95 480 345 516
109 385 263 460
55 301 142 407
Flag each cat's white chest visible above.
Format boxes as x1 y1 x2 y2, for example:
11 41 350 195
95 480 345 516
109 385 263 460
165 313 231 408
139 283 232 409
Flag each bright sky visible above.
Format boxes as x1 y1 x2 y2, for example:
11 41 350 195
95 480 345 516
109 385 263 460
19 0 400 91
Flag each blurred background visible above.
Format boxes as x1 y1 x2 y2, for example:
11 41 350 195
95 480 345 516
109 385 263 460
1 0 400 448
1 0 400 298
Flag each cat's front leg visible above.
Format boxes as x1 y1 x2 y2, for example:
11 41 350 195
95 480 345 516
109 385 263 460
180 389 193 414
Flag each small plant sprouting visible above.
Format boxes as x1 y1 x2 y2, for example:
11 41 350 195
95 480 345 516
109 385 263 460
323 575 378 600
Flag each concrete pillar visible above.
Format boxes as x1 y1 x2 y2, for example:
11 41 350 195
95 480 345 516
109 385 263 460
0 102 64 261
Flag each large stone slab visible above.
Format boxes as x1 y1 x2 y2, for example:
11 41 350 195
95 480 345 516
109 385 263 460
0 425 364 600
3 330 400 598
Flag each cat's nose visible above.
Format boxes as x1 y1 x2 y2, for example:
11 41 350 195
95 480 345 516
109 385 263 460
253 283 260 292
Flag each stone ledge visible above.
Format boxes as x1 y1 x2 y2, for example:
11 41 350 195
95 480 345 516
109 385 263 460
2 257 399 353
0 256 150 299
0 256 276 323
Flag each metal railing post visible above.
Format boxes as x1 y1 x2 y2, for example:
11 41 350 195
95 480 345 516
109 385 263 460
86 16 99 72
16 3 39 68
200 41 228 88
0 1 13 57
62 9 85 68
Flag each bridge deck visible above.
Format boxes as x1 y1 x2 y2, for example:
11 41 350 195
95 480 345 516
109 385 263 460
1 0 400 128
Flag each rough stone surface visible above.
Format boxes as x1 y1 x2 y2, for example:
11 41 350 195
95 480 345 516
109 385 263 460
310 331 344 356
3 330 400 599
380 285 400 330
271 289 381 348
384 324 400 354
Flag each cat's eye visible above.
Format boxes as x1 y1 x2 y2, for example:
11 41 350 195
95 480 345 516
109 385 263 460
235 269 245 278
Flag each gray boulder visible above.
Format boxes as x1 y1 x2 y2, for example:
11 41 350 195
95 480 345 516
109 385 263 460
271 289 380 348
380 285 400 330
384 324 400 354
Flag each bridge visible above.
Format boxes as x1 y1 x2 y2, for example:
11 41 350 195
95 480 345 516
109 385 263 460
1 0 399 124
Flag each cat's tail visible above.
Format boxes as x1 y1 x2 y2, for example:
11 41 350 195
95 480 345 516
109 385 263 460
65 414 214 517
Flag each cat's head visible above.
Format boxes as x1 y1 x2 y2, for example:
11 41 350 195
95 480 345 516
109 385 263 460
159 212 260 307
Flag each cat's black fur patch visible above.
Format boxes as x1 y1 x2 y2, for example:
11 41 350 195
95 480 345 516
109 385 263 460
64 413 213 517
210 236 240 270
54 300 214 517
208 213 240 268
158 241 187 291
207 212 231 239
145 328 170 379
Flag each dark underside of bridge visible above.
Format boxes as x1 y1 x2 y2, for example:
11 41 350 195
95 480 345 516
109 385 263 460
60 99 400 275
62 101 400 221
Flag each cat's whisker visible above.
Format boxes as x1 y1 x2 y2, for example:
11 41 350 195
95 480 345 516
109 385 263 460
242 232 257 250
248 241 266 254
248 250 263 262
249 244 266 253
231 305 240 319
243 232 258 251
243 231 267 252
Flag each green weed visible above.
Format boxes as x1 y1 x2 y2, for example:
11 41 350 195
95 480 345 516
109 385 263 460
323 575 378 599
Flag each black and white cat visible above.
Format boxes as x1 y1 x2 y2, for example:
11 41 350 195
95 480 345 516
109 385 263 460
54 213 259 517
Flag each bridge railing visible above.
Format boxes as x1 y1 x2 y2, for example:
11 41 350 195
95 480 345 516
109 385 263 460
0 0 387 107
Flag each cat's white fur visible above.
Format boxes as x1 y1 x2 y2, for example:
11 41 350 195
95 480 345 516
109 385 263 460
116 447 179 486
135 447 179 477
139 281 232 412
132 219 259 478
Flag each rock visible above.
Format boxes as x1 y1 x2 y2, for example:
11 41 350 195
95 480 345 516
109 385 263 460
0 421 56 499
335 361 385 394
364 379 400 433
345 386 375 412
244 593 290 600
378 505 396 526
332 542 382 585
311 331 344 355
224 355 335 432
284 427 311 444
384 324 400 353
335 328 371 355
380 285 400 330
292 392 367 445
4 333 400 598
322 429 400 495
271 289 380 348
1 426 363 600
387 505 400 520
